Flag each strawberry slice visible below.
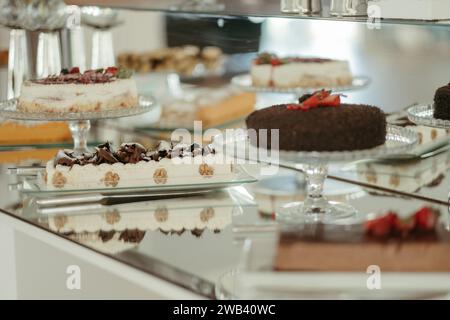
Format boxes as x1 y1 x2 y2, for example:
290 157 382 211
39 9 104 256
69 67 80 74
287 90 341 110
105 66 118 75
301 90 331 107
319 94 341 107
364 212 396 238
270 58 282 66
414 207 438 232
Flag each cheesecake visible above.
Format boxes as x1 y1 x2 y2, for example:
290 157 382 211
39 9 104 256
18 67 138 113
251 53 353 88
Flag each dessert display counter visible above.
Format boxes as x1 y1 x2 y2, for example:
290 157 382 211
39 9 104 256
0 0 449 300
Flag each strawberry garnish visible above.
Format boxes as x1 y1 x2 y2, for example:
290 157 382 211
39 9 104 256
288 90 340 111
270 58 282 66
319 94 341 107
365 207 440 239
105 66 118 75
414 207 438 232
69 67 80 74
364 212 396 238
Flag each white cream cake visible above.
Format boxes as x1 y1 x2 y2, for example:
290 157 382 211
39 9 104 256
45 141 235 190
18 67 138 113
251 53 353 88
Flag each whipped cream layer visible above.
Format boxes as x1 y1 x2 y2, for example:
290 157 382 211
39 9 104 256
251 59 352 88
18 78 138 113
45 156 234 190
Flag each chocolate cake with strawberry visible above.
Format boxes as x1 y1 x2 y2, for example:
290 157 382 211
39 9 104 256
276 207 450 272
434 83 450 120
245 90 387 152
18 66 138 113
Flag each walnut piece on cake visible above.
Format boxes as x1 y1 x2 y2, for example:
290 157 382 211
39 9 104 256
199 163 214 177
153 168 168 184
52 171 67 188
103 171 120 187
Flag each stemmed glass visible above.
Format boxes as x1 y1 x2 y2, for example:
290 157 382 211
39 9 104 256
0 0 29 99
81 6 121 69
19 0 68 77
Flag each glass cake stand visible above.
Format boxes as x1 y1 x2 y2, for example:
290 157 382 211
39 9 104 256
0 95 157 155
407 104 450 129
213 125 418 224
230 74 371 96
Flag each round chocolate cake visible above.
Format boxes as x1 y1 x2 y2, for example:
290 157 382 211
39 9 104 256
433 83 450 120
246 92 387 152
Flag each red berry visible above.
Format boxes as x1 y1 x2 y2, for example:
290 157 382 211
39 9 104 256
105 66 118 75
364 212 396 238
69 67 80 74
414 207 438 232
320 94 341 107
270 58 281 66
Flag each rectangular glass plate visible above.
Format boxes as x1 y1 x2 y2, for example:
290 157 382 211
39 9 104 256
18 165 257 196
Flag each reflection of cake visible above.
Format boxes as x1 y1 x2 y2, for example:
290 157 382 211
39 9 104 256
65 230 146 254
0 121 71 145
45 141 234 190
275 208 450 272
159 87 255 129
434 83 450 120
47 194 234 252
18 67 138 113
246 91 387 151
48 203 232 234
386 112 450 156
356 150 449 193
251 53 352 88
118 45 223 76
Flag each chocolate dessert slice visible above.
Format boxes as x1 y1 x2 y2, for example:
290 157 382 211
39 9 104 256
434 83 450 120
246 91 387 152
275 208 450 272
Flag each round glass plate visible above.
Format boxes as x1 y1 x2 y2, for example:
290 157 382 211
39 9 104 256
215 125 418 163
0 95 157 121
213 125 418 224
407 104 450 129
230 74 370 95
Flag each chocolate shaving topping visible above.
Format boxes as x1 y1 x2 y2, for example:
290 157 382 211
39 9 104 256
94 142 119 164
119 229 145 243
99 230 115 242
116 143 146 164
54 141 217 167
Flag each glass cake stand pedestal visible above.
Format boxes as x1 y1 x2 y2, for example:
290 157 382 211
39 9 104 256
0 95 157 155
407 104 450 130
214 125 418 224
